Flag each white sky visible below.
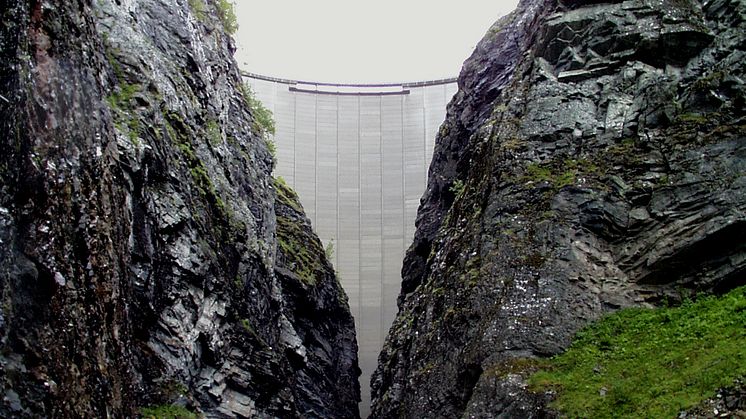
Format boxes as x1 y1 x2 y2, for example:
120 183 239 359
233 0 519 84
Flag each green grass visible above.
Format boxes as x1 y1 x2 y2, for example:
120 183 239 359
530 286 746 418
140 404 199 419
106 83 140 110
522 158 602 189
106 83 142 144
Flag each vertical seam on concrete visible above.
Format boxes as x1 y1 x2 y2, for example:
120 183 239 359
292 89 297 188
379 95 384 343
357 95 362 322
422 92 427 187
314 93 319 225
335 94 340 270
400 93 406 282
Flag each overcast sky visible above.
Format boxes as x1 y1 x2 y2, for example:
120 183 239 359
233 0 519 84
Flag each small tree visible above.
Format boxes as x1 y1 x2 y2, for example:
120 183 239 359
325 238 335 261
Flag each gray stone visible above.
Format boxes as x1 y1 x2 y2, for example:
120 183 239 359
0 1 359 418
371 0 746 416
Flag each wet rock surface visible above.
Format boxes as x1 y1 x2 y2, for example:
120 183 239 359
372 0 746 417
0 0 359 417
274 179 361 418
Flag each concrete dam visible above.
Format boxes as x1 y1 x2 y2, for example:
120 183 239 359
243 72 457 411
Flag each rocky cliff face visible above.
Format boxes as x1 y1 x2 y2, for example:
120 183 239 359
274 178 361 418
0 0 359 417
372 0 745 416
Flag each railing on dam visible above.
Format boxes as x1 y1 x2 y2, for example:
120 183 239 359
242 72 458 415
242 71 457 96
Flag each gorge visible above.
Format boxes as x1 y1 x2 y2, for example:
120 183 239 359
1 0 745 417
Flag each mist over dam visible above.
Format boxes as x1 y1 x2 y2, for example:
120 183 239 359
243 72 457 412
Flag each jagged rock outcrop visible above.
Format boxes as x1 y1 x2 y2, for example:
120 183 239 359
682 378 746 418
0 0 359 417
373 0 746 416
274 178 361 418
679 379 746 419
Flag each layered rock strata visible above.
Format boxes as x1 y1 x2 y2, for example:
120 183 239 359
372 0 746 416
0 0 359 417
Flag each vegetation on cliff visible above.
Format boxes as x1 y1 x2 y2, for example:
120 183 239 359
530 286 746 417
189 0 238 35
274 177 327 286
140 404 200 419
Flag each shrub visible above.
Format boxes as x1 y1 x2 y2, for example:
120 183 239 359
188 0 206 22
188 0 238 35
266 139 277 158
449 179 465 197
216 0 238 35
325 238 335 260
240 83 275 137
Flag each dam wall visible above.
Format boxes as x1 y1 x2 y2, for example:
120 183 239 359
243 73 457 412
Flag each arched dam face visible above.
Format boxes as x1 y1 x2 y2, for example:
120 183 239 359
244 73 457 413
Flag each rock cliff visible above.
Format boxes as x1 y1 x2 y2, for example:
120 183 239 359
372 0 745 416
0 0 359 417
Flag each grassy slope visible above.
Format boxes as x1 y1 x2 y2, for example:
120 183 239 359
530 286 746 418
